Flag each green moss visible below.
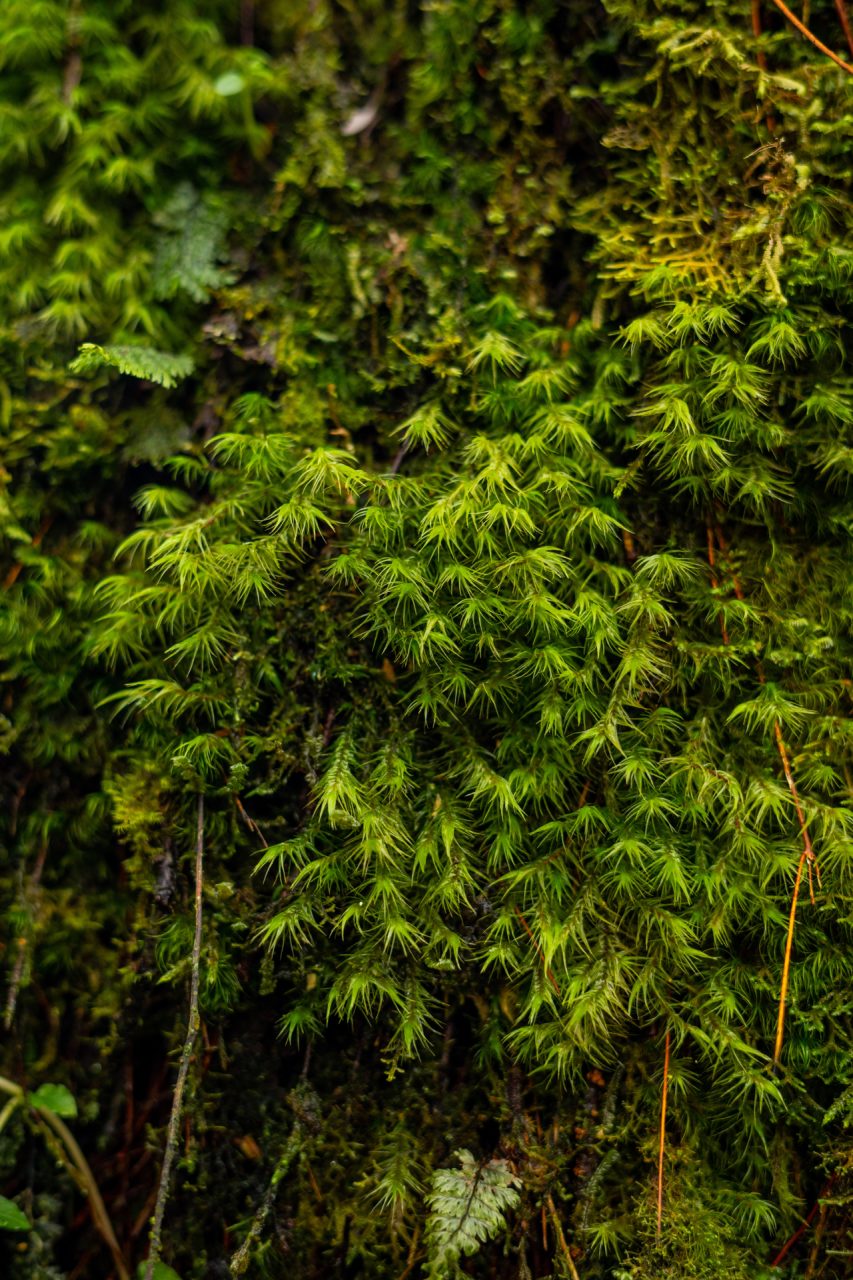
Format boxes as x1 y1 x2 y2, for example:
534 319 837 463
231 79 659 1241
2 1 853 1276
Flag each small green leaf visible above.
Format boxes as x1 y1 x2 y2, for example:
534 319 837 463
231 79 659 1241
136 1263 183 1280
0 1196 30 1232
214 72 245 97
29 1083 78 1118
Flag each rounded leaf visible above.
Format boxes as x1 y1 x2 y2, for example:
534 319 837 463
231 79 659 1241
214 72 245 97
29 1083 77 1118
0 1196 30 1232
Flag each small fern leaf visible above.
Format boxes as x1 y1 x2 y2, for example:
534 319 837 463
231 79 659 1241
70 343 194 388
425 1149 520 1276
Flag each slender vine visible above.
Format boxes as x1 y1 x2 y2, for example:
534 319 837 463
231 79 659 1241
143 796 205 1280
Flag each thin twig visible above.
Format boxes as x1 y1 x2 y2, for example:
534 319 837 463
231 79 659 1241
773 847 808 1068
805 1187 833 1279
770 1176 835 1266
389 441 409 475
5 839 48 1029
144 795 205 1280
62 0 83 103
712 524 744 600
751 0 777 130
711 525 821 1067
3 515 53 590
752 0 770 70
834 0 853 54
774 720 821 901
656 1029 670 1238
229 1124 303 1276
234 794 269 847
395 1225 423 1280
706 523 730 645
766 0 853 73
773 722 820 1066
545 1193 581 1280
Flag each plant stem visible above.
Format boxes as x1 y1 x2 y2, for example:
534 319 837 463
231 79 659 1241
229 1127 302 1276
0 1094 19 1135
750 0 777 131
771 1175 835 1267
833 0 853 55
514 907 561 995
545 1193 580 1280
773 722 819 1066
38 1107 129 1280
766 0 853 73
144 794 205 1279
0 1074 128 1279
4 837 48 1030
773 849 808 1069
656 1028 670 1238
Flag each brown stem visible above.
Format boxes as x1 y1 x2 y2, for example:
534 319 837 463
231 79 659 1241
713 525 744 600
805 1190 832 1278
770 1176 835 1266
656 1029 670 1238
62 0 83 103
395 1225 423 1280
3 516 54 590
545 1193 581 1280
144 796 205 1279
240 0 254 45
130 1186 159 1241
751 0 778 130
234 793 269 847
752 0 769 65
706 523 730 645
4 839 48 1029
833 0 853 56
766 0 853 73
514 907 561 995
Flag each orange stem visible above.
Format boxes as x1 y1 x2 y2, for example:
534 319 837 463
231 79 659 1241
773 848 807 1066
774 720 820 901
772 722 821 1065
766 0 853 73
711 525 820 1067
